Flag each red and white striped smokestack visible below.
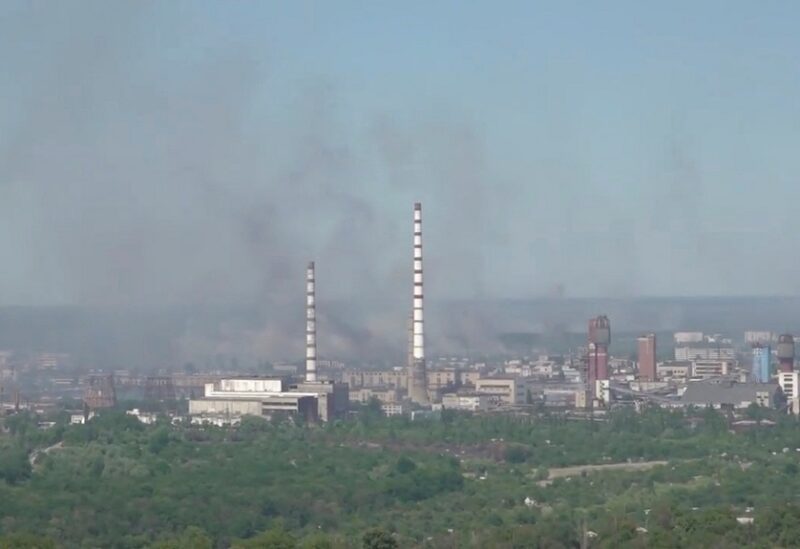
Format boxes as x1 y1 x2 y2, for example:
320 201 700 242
408 202 429 404
413 203 424 362
305 261 317 382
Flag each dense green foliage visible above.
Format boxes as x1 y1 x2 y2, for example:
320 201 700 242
1 406 800 547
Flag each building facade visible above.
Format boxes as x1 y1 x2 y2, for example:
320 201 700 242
751 344 771 383
637 334 657 381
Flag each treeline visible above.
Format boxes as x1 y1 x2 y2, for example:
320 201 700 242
0 406 798 546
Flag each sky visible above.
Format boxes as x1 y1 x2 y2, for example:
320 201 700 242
2 1 800 307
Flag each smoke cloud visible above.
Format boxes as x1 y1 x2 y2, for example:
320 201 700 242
2 2 800 366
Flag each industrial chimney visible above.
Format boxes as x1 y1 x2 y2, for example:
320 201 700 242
306 261 317 382
408 202 429 405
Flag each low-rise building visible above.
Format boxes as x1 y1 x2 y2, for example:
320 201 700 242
381 402 407 417
657 361 692 380
461 371 482 387
343 369 408 389
290 380 349 422
681 380 782 409
574 390 590 409
441 392 490 412
778 371 800 414
691 360 732 379
475 377 527 405
189 377 328 422
350 387 401 404
126 408 158 425
426 368 460 391
676 344 735 362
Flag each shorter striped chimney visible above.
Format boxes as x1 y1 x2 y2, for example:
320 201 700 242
305 261 317 382
408 202 429 404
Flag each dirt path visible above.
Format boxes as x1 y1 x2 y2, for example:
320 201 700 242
537 460 668 485
29 441 64 468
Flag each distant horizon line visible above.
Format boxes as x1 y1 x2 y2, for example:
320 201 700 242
2 294 800 309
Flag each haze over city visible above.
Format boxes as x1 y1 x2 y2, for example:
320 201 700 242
4 3 800 549
3 1 800 314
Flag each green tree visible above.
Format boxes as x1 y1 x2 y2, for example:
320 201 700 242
152 526 212 549
361 528 397 549
233 526 296 549
0 533 57 548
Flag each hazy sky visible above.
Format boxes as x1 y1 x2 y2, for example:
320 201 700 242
2 1 800 306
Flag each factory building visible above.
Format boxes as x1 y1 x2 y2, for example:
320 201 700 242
637 334 657 382
675 343 735 362
381 402 408 417
751 343 771 383
290 380 349 422
344 370 408 389
474 377 528 406
691 360 732 379
189 378 320 422
441 392 490 412
187 259 351 426
657 361 692 380
681 380 782 410
349 387 402 404
426 368 460 391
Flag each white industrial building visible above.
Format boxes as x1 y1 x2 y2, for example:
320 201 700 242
381 402 408 416
189 377 348 423
778 371 800 414
674 332 704 344
474 377 528 406
675 345 735 362
441 392 490 412
691 360 732 379
681 380 782 409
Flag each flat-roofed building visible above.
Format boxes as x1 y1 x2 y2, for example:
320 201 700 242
381 402 408 417
691 360 732 379
676 344 735 362
426 368 460 391
681 380 782 409
290 380 349 422
475 377 527 406
441 392 489 412
350 387 401 404
343 370 408 389
189 377 321 422
657 361 691 380
461 371 482 387
778 371 800 414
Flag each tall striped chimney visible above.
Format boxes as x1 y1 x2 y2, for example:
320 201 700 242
408 202 429 404
305 261 317 382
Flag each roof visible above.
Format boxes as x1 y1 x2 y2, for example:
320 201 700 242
682 380 780 406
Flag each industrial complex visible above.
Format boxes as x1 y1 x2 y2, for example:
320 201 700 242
2 202 800 426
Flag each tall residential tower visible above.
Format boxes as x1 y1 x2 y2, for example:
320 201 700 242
637 333 657 382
